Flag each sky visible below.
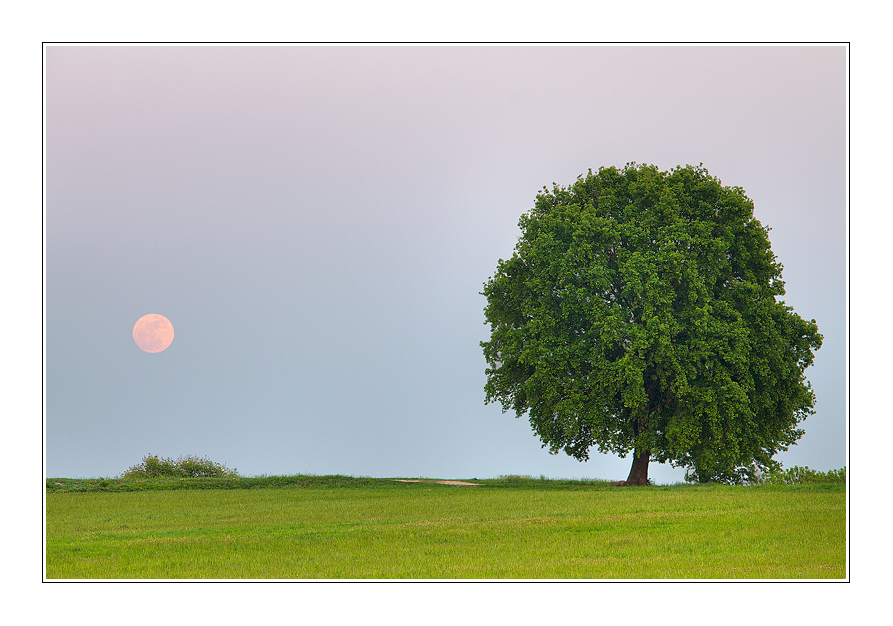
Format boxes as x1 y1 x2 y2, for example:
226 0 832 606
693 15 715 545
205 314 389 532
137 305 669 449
44 44 847 483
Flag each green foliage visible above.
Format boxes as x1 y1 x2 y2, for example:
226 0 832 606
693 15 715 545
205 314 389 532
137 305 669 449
683 463 846 486
481 163 823 481
757 465 846 485
683 458 781 485
120 454 239 479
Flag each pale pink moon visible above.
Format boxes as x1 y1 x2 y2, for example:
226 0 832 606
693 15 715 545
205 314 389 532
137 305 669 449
133 314 175 353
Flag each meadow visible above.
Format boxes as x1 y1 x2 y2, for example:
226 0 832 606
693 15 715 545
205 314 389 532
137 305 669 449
45 475 846 579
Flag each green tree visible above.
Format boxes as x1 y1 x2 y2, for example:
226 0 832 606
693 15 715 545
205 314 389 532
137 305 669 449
481 164 822 485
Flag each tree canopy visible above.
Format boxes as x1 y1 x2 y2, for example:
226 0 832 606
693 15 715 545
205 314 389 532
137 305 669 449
481 164 822 485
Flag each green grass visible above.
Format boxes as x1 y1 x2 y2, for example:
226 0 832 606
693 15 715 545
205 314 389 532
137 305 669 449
45 476 846 579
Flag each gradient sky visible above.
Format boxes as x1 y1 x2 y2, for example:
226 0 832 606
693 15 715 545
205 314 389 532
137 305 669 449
45 44 847 483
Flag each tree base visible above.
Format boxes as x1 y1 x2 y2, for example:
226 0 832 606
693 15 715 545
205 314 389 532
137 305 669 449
625 449 651 486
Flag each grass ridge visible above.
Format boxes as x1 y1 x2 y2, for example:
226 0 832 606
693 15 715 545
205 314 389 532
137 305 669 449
46 473 845 494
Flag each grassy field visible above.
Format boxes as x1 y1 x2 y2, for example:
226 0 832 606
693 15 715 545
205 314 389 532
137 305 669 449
45 476 846 579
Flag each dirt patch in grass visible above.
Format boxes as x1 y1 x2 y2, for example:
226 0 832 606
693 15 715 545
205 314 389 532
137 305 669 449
395 479 481 486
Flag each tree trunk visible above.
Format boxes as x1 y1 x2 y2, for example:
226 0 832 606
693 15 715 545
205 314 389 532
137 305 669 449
626 449 651 485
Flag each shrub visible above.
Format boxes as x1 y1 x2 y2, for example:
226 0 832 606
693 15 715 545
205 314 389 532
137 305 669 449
758 465 846 485
121 454 239 479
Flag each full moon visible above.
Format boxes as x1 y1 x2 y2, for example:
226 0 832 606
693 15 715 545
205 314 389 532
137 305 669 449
133 314 175 353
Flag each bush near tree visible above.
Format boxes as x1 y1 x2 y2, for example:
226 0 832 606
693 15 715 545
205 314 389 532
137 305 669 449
756 465 846 485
